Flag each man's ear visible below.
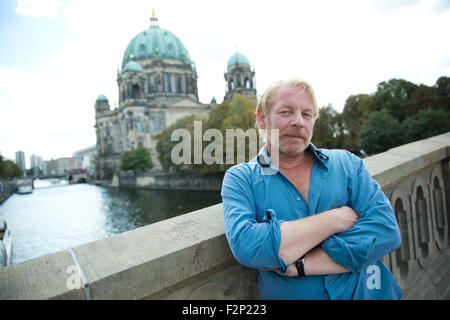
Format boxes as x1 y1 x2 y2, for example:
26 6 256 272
257 108 266 129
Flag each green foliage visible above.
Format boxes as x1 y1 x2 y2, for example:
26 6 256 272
0 155 23 179
155 94 258 175
402 108 450 144
155 114 206 174
436 76 450 112
341 94 373 153
360 109 403 155
312 104 344 150
154 75 449 168
120 146 154 172
372 79 418 121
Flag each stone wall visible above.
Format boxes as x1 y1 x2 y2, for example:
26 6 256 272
0 132 449 300
117 171 224 191
0 181 16 205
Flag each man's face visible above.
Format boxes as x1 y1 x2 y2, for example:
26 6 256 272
257 86 316 159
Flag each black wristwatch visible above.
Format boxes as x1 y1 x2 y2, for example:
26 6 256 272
294 255 306 278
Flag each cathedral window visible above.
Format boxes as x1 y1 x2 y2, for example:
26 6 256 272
132 84 141 98
136 121 143 132
163 74 170 93
149 75 156 93
107 143 113 156
170 75 177 93
177 76 182 93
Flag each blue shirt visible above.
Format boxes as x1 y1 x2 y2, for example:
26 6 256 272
221 143 402 300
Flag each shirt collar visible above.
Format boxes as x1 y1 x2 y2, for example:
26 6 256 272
257 142 329 171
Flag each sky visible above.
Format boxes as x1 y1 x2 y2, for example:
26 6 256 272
0 0 449 166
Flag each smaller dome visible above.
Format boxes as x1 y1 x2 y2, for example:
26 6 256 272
227 51 250 67
96 94 108 102
123 61 144 73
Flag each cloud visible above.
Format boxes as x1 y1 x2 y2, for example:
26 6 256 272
15 0 62 18
371 0 421 14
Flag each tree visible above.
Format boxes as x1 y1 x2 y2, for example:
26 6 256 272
312 104 344 150
436 76 450 112
360 109 403 155
155 114 206 174
0 155 23 179
341 94 373 153
401 108 450 144
372 79 418 122
404 84 441 118
154 94 258 175
120 146 154 172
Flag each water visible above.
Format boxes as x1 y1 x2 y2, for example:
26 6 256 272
0 180 222 265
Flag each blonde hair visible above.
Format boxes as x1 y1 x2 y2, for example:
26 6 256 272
256 78 318 118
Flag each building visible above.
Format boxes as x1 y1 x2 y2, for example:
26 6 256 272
44 157 78 177
73 145 96 175
15 151 26 174
224 51 257 101
95 12 256 179
30 154 44 177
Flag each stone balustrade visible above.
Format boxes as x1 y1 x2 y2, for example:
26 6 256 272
0 132 449 300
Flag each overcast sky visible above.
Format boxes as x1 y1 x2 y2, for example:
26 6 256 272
0 0 449 165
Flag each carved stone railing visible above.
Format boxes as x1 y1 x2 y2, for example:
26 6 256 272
0 132 448 299
366 132 450 299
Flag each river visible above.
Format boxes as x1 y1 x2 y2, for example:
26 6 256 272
0 179 222 265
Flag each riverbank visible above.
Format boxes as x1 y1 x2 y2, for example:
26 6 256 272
0 181 16 205
95 172 225 191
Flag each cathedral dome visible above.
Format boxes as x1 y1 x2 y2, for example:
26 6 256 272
123 60 144 73
122 16 191 69
96 94 108 102
227 51 250 67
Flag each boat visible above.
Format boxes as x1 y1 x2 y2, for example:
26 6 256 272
15 178 33 194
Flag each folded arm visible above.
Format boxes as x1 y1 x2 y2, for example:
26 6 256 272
320 154 401 272
222 166 358 274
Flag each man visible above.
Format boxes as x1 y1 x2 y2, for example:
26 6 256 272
221 78 402 299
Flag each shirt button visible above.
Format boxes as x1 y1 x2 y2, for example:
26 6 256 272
329 280 333 285
296 197 300 201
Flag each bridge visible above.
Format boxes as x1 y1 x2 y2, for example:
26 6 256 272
0 132 449 299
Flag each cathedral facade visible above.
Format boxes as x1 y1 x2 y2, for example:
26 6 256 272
95 14 256 179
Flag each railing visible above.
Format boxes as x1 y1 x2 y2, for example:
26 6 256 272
0 132 448 299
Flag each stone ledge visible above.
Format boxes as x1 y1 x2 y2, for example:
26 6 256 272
70 203 233 299
0 204 231 300
0 250 86 300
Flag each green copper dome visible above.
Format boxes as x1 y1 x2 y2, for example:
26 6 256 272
122 17 191 68
96 94 108 102
123 60 144 73
227 51 250 67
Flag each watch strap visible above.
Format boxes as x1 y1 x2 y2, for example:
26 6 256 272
294 254 306 278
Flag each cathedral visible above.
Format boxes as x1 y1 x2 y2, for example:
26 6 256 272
94 13 256 179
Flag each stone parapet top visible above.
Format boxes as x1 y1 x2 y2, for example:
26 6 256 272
364 132 449 189
0 203 230 300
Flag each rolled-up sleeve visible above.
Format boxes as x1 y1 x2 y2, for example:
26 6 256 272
321 153 401 272
221 166 288 273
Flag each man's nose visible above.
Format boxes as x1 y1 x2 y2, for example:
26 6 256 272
290 112 305 127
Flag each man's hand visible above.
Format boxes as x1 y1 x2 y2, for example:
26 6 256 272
260 264 298 277
278 205 359 265
329 206 359 234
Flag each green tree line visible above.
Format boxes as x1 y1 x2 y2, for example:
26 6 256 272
152 75 449 175
0 155 23 179
155 94 259 175
312 76 450 155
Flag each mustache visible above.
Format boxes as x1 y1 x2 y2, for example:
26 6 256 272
280 130 308 140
